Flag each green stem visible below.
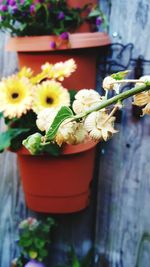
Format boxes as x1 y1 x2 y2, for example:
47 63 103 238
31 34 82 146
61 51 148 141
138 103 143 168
72 83 150 121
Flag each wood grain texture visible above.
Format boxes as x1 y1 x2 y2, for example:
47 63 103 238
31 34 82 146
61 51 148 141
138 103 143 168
95 1 150 266
0 33 33 266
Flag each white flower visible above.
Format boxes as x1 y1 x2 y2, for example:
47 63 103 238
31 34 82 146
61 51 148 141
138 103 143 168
36 108 59 132
84 111 117 141
135 75 150 87
73 89 102 114
133 76 150 115
102 76 120 93
55 119 87 146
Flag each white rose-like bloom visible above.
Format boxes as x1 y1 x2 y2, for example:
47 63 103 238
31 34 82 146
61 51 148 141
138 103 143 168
102 76 120 94
73 89 102 114
133 75 150 115
36 108 58 132
55 119 87 146
84 111 117 141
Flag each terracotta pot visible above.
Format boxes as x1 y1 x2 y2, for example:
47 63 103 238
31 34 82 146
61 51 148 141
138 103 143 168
6 32 110 90
17 140 97 213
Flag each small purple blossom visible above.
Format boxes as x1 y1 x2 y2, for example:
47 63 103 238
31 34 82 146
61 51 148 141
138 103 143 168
60 32 69 40
96 16 102 26
30 4 35 13
0 5 8 11
57 11 65 20
50 41 56 49
24 260 46 267
11 4 18 12
7 0 16 6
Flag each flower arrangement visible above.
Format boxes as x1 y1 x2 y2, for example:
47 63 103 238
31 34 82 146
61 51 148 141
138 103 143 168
0 0 105 37
12 218 92 267
12 217 55 267
0 59 150 156
0 59 77 155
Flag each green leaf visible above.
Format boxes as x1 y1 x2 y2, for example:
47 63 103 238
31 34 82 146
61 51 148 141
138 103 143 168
42 143 61 156
19 238 32 247
0 132 11 151
39 248 48 258
0 128 30 151
69 247 80 267
46 106 73 141
34 238 45 249
111 70 131 80
88 9 101 17
0 112 3 118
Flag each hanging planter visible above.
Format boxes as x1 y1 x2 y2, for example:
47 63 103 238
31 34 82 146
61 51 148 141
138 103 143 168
17 140 96 213
6 32 110 90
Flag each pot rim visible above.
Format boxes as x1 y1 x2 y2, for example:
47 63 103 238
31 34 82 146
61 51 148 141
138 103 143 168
15 139 97 156
6 32 111 52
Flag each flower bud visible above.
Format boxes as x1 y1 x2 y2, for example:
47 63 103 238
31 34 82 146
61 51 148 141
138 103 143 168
22 133 42 155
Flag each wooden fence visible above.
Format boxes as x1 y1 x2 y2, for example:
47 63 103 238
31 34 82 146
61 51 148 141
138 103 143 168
0 1 150 266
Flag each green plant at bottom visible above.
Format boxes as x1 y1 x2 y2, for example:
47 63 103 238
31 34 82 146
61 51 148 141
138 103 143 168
13 217 55 267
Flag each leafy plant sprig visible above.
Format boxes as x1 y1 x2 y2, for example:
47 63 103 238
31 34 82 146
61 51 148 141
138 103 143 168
14 217 55 266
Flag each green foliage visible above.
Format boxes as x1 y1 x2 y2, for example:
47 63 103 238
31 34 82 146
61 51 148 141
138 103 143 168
0 0 103 36
0 128 30 151
69 90 77 107
46 106 73 141
17 217 55 263
0 111 39 152
55 247 93 267
111 70 131 80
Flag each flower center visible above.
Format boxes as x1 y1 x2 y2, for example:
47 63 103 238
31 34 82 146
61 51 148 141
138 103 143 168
12 92 19 99
46 97 54 104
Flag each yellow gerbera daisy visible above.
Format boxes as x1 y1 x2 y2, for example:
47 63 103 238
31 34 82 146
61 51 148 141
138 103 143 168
0 75 34 119
33 80 70 113
18 67 33 79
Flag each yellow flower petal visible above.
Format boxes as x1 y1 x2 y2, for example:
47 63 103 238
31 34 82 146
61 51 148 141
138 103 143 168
33 80 70 113
0 75 33 118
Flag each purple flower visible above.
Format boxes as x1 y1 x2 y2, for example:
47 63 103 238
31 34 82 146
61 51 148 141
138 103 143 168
96 16 102 26
57 11 65 20
11 5 18 13
50 41 56 49
0 5 8 11
7 0 16 6
60 32 69 40
24 260 46 267
30 4 35 13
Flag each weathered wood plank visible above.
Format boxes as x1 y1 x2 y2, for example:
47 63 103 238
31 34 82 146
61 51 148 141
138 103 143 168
96 0 150 266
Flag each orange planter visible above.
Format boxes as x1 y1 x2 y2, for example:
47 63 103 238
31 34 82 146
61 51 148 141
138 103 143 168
17 140 97 213
6 32 110 90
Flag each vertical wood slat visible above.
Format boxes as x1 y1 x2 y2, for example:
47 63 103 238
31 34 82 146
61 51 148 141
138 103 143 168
95 1 150 266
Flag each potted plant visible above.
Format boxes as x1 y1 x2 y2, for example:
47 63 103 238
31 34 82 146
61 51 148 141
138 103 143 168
0 0 109 90
0 59 98 213
11 217 55 267
1 59 149 213
12 219 93 267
